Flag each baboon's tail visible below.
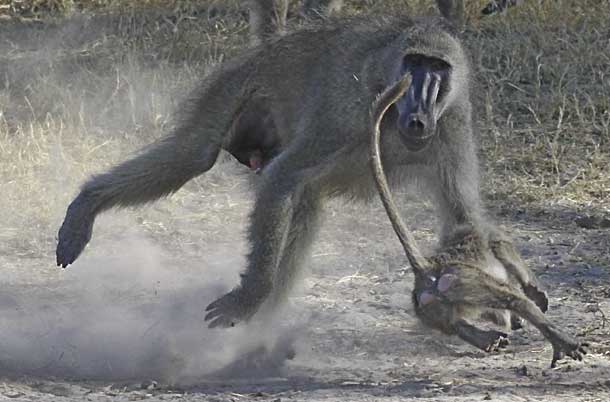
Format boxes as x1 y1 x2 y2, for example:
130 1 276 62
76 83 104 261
82 63 254 214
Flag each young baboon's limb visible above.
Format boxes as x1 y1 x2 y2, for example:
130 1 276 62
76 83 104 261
435 268 588 367
369 77 588 367
455 319 509 352
488 229 549 312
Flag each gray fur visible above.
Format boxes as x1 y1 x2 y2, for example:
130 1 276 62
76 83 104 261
58 16 481 330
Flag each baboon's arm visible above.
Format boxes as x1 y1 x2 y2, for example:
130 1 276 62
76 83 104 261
426 109 484 242
205 143 332 328
205 178 317 328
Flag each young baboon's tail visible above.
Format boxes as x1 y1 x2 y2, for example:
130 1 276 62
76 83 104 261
369 73 432 276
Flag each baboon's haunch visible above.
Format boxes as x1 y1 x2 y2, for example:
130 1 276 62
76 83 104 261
369 77 589 367
58 16 483 329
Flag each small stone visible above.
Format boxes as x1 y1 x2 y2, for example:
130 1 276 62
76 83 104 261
141 380 158 390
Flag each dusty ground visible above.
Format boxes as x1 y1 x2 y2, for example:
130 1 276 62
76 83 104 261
1 1 609 401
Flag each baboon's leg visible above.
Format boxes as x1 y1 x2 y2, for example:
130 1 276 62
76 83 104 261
438 273 588 367
302 0 344 17
435 0 465 29
57 136 220 267
488 231 549 313
205 149 328 328
268 188 322 307
504 296 587 367
454 319 509 352
247 0 288 45
57 67 250 267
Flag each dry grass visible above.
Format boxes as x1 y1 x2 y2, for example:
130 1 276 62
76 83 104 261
0 0 608 259
468 1 610 208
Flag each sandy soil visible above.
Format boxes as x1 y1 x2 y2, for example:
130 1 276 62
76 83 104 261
1 170 609 401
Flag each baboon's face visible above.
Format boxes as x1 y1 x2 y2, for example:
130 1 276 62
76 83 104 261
395 54 452 152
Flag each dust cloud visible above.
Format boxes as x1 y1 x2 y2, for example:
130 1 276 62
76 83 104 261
0 232 303 384
0 12 304 385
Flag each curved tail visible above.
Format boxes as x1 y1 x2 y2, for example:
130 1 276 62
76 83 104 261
369 73 432 276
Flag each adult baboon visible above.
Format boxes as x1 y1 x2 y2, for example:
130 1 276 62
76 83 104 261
57 15 484 329
369 76 588 367
246 0 346 45
246 0 464 45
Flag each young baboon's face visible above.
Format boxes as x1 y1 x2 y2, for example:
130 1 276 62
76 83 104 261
395 54 452 152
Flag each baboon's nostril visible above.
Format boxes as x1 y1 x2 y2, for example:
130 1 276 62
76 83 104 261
407 118 425 131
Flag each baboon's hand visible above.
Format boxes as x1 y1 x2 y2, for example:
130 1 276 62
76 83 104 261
550 333 589 368
480 329 510 352
204 287 265 329
56 194 94 267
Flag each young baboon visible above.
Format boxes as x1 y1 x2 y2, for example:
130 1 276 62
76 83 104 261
369 76 588 367
58 16 485 329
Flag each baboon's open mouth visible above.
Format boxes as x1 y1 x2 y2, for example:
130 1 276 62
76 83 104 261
248 149 266 174
400 135 432 152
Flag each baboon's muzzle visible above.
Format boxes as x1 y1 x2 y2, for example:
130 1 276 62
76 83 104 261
399 111 437 152
396 55 451 152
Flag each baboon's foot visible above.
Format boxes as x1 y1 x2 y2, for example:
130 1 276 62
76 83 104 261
205 286 267 328
56 194 95 267
479 329 510 352
524 284 549 313
510 314 523 330
456 321 509 353
549 331 589 368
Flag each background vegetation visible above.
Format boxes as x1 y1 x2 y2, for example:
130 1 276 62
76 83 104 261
1 0 608 258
